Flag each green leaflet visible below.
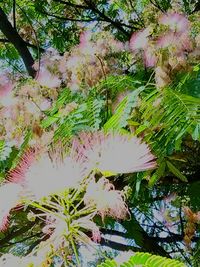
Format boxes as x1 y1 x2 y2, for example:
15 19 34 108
97 252 186 267
10 130 32 170
0 140 12 162
139 88 200 154
166 161 188 182
104 86 145 131
96 75 142 98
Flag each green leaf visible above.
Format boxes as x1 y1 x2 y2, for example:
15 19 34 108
149 160 166 187
166 161 188 182
104 86 144 131
97 252 186 267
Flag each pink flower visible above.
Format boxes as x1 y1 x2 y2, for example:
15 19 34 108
0 74 14 98
130 27 151 50
179 32 193 51
78 31 96 55
157 32 177 49
159 13 189 33
8 148 37 185
84 177 128 220
130 27 157 67
79 31 91 48
9 150 87 201
36 68 61 88
72 215 101 243
0 183 22 231
71 131 156 175
143 45 157 67
157 31 192 52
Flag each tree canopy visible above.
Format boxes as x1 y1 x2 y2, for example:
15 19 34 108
0 0 200 266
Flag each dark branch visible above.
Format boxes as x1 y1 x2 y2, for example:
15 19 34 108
192 0 200 13
52 0 89 9
39 9 97 22
0 7 36 77
149 0 165 12
100 228 127 238
83 0 131 37
0 222 35 247
100 237 141 252
13 0 16 29
0 38 9 43
0 38 45 52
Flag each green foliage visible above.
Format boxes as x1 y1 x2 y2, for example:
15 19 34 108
1 1 200 266
42 89 105 143
96 75 143 99
104 86 144 131
0 140 13 181
97 252 186 267
139 87 200 153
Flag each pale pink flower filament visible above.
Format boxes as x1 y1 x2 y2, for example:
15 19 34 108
8 148 88 201
143 45 157 67
130 28 151 50
130 27 157 67
72 131 156 175
7 148 37 185
159 12 189 33
0 73 14 98
84 177 129 220
36 67 61 88
0 183 22 231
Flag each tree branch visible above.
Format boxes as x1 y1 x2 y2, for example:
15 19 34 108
192 0 200 13
0 222 35 247
52 0 89 9
13 0 16 29
39 9 97 22
100 228 127 238
83 0 132 37
122 214 171 258
100 237 141 252
0 7 36 77
0 38 45 52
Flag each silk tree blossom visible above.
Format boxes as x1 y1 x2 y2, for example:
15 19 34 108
157 31 192 53
78 31 97 56
41 213 69 250
8 149 87 201
130 27 152 50
130 27 157 67
0 73 14 99
36 67 61 88
24 156 87 200
71 214 101 244
71 131 156 175
143 45 157 67
84 177 129 220
39 213 100 257
0 183 22 231
159 12 189 33
0 86 16 108
157 32 177 49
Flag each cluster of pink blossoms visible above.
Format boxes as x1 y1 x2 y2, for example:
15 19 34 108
0 131 156 242
130 12 192 68
32 31 125 92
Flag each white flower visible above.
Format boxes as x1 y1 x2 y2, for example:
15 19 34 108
72 131 156 175
9 150 87 201
0 183 22 231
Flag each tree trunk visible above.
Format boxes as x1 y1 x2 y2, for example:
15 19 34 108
0 7 36 77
